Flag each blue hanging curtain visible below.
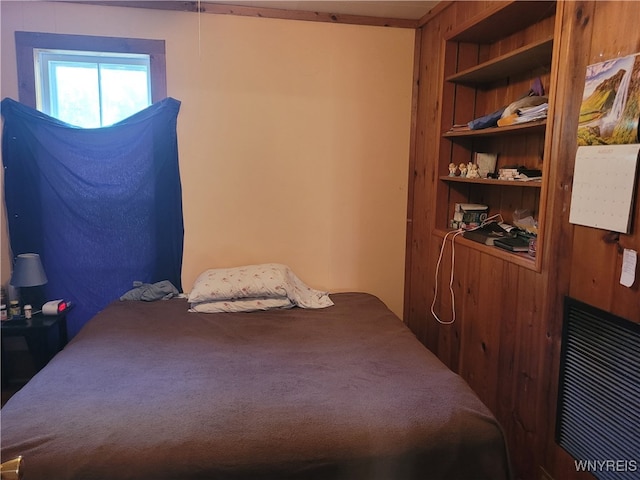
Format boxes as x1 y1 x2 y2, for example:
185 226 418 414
2 97 183 338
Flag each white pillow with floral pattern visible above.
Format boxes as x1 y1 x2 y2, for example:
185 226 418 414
187 263 333 310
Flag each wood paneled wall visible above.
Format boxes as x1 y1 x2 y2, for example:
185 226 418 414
405 2 640 479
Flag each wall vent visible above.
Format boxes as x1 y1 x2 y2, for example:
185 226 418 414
556 297 639 480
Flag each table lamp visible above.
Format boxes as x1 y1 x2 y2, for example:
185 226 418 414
10 253 48 312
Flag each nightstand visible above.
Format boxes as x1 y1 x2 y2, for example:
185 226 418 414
1 309 69 387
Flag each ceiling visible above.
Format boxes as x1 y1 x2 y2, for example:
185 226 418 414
210 1 441 20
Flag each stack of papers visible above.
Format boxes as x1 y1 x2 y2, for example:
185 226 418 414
497 95 549 127
513 103 549 124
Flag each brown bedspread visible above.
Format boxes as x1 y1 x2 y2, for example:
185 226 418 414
1 293 511 479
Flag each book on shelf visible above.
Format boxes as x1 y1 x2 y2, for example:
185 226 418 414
498 166 543 181
493 236 531 252
463 222 513 246
448 124 470 132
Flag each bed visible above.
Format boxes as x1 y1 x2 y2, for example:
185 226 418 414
1 292 511 479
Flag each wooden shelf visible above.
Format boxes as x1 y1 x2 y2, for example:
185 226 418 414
433 228 537 271
447 1 556 43
446 37 553 86
439 176 542 188
443 120 547 138
433 1 555 274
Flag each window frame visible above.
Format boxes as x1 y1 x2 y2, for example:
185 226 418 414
15 31 166 111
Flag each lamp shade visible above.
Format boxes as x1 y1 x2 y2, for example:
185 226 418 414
10 253 48 287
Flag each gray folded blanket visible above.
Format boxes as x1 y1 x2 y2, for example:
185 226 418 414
120 280 179 301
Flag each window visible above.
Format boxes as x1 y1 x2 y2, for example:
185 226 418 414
35 49 151 127
16 32 166 127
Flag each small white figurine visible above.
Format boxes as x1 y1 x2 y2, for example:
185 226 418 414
466 162 474 177
466 163 480 179
448 163 457 176
459 163 467 177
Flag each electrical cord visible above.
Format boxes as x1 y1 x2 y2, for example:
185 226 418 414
430 213 504 325
431 228 464 325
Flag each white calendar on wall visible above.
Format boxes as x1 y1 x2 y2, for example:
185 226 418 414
569 144 640 233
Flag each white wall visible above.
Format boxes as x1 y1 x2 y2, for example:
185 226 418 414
1 1 414 317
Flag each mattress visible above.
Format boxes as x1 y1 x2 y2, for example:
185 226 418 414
0 293 511 479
